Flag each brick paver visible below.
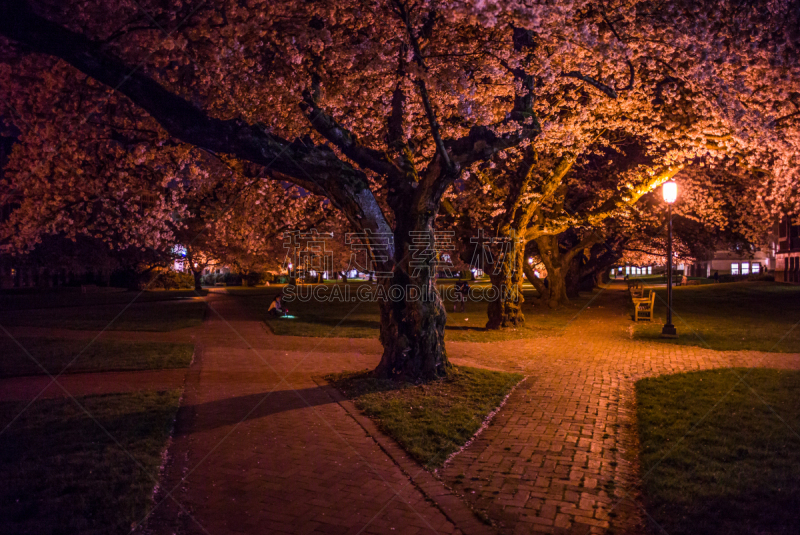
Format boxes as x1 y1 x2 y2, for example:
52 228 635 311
441 284 800 534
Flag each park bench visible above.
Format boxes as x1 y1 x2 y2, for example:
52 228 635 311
627 280 644 298
633 291 656 322
630 286 647 299
80 284 99 293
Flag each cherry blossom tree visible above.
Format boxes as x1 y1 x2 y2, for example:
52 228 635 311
1 0 798 379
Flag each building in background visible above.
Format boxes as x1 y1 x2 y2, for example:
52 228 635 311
776 216 800 283
704 247 773 278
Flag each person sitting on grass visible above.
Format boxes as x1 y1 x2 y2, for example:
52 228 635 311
453 280 470 312
268 295 287 317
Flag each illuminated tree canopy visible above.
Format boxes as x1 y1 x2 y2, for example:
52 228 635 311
1 0 798 378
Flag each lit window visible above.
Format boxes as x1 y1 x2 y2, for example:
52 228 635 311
647 266 652 275
731 263 739 275
741 263 750 275
752 263 760 274
625 266 630 274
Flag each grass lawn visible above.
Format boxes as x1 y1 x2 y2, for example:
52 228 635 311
621 274 713 285
0 298 207 331
636 368 800 535
632 282 800 352
326 366 523 467
229 283 597 342
0 288 207 311
0 337 194 379
0 389 182 535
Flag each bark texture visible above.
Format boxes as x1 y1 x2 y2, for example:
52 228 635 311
486 242 525 329
374 206 452 380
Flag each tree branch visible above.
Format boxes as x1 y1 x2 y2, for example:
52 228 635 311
561 71 618 99
0 0 395 251
385 44 419 188
522 259 549 300
616 60 635 92
623 245 668 257
562 230 601 265
299 91 400 179
394 0 453 172
580 164 683 227
526 154 576 217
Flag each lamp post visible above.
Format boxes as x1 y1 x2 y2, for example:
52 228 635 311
661 181 678 338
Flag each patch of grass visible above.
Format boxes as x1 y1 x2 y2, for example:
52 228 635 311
622 274 712 284
230 283 385 338
0 299 207 331
0 288 207 311
0 390 182 535
326 366 523 467
632 282 800 352
231 283 595 342
0 337 194 379
636 368 800 535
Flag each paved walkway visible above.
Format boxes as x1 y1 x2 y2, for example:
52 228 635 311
441 286 800 534
142 292 460 535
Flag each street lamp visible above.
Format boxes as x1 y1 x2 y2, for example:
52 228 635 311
661 181 678 338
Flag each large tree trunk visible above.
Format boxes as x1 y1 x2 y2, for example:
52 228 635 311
486 243 525 329
577 237 626 291
374 210 452 381
545 267 568 307
564 255 583 299
375 267 449 380
192 269 203 292
535 235 569 308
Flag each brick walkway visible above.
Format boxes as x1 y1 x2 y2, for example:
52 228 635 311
142 291 461 535
441 285 800 534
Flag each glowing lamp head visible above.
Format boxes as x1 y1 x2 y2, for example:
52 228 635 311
662 181 678 204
